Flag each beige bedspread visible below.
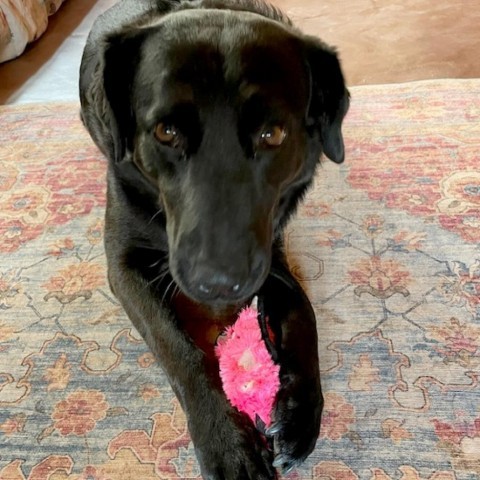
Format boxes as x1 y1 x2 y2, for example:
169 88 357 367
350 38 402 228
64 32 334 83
0 0 66 63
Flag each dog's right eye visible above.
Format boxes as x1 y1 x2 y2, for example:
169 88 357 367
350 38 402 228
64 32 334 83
155 123 179 146
258 125 287 148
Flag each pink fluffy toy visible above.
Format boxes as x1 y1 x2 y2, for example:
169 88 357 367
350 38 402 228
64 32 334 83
215 297 280 428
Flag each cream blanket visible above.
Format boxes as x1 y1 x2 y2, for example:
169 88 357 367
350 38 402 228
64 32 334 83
0 0 66 63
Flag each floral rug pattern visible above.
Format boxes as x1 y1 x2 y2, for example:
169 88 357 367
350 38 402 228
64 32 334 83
1 79 479 479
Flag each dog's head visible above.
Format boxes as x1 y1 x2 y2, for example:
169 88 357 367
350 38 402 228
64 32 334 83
99 1 349 305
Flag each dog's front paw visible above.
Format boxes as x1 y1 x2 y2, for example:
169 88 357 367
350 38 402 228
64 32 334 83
193 409 276 480
267 375 323 475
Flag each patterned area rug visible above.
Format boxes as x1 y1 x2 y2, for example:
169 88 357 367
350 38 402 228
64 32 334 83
1 79 479 480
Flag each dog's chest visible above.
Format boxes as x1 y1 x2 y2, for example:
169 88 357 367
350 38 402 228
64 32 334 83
172 293 241 357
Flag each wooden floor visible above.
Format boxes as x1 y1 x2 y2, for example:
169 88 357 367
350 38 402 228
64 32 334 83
272 0 480 85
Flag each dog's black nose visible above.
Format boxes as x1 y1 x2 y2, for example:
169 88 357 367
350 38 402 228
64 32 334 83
197 272 243 300
175 251 269 304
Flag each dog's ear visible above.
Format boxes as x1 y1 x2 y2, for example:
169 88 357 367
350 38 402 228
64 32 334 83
304 37 349 164
100 29 145 163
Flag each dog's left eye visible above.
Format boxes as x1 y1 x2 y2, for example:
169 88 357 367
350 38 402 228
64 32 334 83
155 123 179 146
259 125 287 148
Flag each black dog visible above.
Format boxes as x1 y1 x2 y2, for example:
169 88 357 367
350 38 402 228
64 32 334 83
79 0 348 478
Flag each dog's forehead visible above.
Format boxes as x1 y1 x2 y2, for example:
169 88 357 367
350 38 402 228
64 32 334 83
137 9 309 112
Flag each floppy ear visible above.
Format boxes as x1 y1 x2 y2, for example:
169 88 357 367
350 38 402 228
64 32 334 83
304 37 350 163
100 29 145 163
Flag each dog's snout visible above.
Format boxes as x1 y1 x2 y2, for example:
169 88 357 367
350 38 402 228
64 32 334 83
171 215 273 304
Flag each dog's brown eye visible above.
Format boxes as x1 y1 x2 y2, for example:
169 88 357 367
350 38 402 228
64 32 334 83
155 123 178 144
259 125 287 147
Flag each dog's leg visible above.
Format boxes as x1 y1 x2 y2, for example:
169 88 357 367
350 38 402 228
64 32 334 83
108 263 276 480
259 249 323 474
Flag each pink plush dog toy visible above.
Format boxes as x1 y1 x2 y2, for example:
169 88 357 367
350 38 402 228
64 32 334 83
215 297 280 428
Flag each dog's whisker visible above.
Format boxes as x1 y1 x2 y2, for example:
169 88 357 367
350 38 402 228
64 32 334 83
148 208 164 225
171 284 181 300
148 257 165 268
143 266 170 290
160 279 176 306
149 271 168 287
